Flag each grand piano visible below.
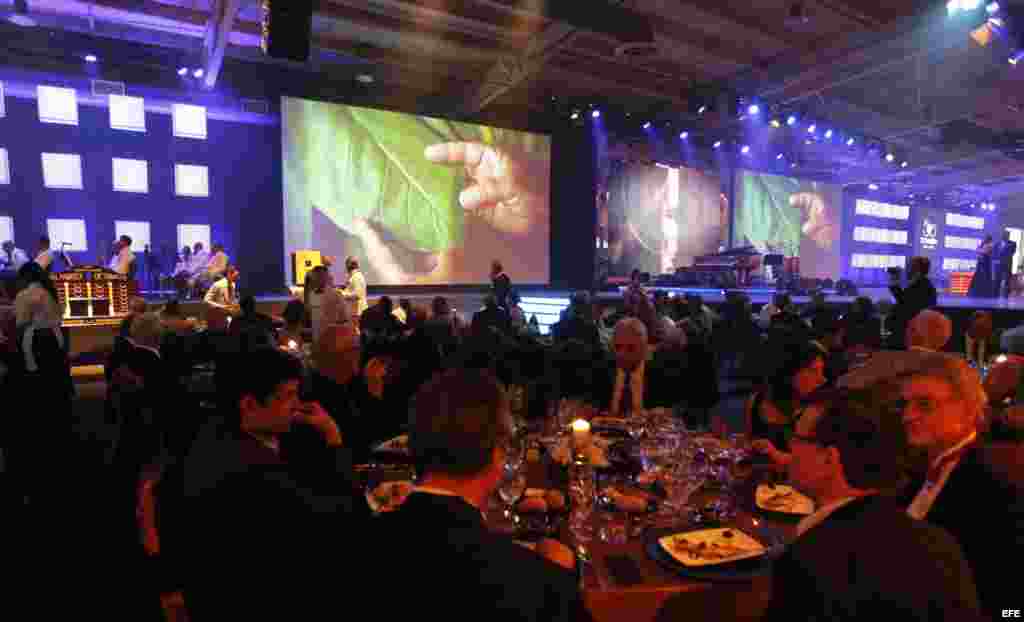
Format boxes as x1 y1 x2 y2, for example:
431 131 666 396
685 246 762 287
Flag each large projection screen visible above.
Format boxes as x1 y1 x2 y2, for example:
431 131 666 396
282 97 552 285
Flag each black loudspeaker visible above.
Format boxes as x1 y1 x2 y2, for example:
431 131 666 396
836 279 858 296
261 0 314 62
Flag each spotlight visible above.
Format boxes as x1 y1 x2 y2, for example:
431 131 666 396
177 67 189 76
869 183 879 190
901 161 909 168
193 68 205 78
747 104 760 115
886 153 895 162
680 131 689 139
776 153 785 160
846 137 855 146
787 115 797 126
824 129 833 139
570 111 580 120
643 122 652 129
805 139 813 145
1011 56 1020 65
770 118 781 128
7 0 36 27
988 2 1000 13
713 140 722 149
355 73 375 84
698 105 707 115
807 124 816 133
84 54 98 63
741 145 751 154
592 110 601 118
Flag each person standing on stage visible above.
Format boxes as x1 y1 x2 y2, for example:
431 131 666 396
967 235 993 299
34 236 55 272
109 235 135 276
204 265 240 313
205 243 230 285
992 230 1017 299
342 256 368 317
1 240 29 272
491 260 511 310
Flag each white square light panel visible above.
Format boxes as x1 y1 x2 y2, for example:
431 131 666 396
112 158 149 193
172 103 207 139
0 148 9 185
0 216 13 244
177 224 210 253
41 153 84 190
37 85 79 126
0 81 6 118
46 219 88 252
175 164 209 197
109 95 146 132
114 221 150 252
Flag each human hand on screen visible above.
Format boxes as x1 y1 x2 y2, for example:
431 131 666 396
791 192 834 250
424 142 549 237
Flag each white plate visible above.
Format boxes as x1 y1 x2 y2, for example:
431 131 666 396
755 484 815 515
366 480 414 513
374 434 409 454
658 528 767 567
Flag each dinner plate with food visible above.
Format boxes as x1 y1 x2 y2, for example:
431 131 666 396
658 528 767 567
755 484 815 516
366 480 414 514
373 435 409 455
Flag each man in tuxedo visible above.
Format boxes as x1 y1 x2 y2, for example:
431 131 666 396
993 229 1017 298
491 259 511 309
370 368 590 622
839 350 1022 618
887 256 938 350
159 347 367 621
763 389 982 622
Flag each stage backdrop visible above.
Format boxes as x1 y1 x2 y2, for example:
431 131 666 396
599 160 725 278
733 171 842 280
282 97 552 286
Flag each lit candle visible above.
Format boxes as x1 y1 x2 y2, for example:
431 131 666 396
287 339 298 350
571 418 591 453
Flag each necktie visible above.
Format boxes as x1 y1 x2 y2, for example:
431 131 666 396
926 443 973 484
621 371 633 417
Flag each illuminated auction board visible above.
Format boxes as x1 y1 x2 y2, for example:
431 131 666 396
52 266 131 327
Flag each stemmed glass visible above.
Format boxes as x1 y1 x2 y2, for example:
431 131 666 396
568 467 596 543
626 415 646 441
498 465 527 521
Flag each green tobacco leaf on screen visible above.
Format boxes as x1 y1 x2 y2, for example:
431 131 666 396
322 106 464 252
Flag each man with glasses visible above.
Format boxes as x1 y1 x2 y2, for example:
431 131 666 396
840 351 1022 619
764 389 982 621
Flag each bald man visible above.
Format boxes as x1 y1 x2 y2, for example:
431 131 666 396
906 309 952 352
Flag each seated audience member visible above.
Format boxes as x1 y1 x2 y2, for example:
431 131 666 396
361 295 404 341
371 369 590 622
906 309 952 352
277 299 306 352
551 292 601 348
471 295 511 339
748 341 827 464
507 291 526 331
887 256 938 350
394 305 441 402
843 297 882 357
425 296 461 358
228 295 275 348
758 293 791 329
763 388 983 622
679 294 717 342
119 297 148 339
159 347 366 622
813 313 850 384
159 299 196 336
393 297 412 325
982 351 1024 405
651 325 719 427
203 265 239 313
840 350 1022 618
799 290 829 324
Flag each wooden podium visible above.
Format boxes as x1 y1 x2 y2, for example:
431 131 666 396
52 265 131 327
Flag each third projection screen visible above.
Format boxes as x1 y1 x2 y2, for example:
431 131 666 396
282 97 552 285
733 171 841 279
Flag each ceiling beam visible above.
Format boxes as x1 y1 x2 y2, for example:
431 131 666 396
200 0 241 89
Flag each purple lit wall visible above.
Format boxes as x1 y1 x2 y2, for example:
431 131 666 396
0 72 283 295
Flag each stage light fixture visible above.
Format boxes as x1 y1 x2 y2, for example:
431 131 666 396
776 153 784 159
741 145 751 154
680 131 689 139
869 183 879 190
747 104 760 115
901 161 909 168
7 0 35 27
787 115 797 126
1011 56 1020 65
84 54 98 63
989 2 1001 13
177 67 189 76
847 137 855 146
642 121 651 129
592 110 601 118
824 129 833 139
807 124 816 134
770 118 781 128
698 105 707 115
193 68 205 78
713 140 722 149
570 111 580 120
886 153 895 162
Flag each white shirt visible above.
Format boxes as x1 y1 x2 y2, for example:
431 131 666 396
204 277 236 309
907 432 977 520
796 496 860 537
34 250 53 270
343 270 368 316
189 250 210 276
1 247 29 271
111 247 134 276
611 362 645 417
206 251 229 277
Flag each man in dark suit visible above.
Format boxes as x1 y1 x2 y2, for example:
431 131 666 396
159 347 367 621
472 294 511 338
992 229 1017 298
369 369 591 622
551 292 601 349
763 389 982 622
839 350 1022 619
359 295 403 342
491 259 511 309
227 295 275 347
887 256 938 350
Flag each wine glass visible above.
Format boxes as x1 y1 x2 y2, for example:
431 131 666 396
505 437 525 473
626 416 646 441
498 470 527 520
568 468 596 543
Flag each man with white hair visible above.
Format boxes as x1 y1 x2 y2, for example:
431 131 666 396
839 350 1021 618
906 309 952 352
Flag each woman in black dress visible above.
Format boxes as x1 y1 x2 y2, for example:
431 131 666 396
968 234 994 298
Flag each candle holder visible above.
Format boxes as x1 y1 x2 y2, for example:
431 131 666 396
571 418 591 465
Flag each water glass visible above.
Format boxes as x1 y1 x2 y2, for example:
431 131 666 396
498 471 527 518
